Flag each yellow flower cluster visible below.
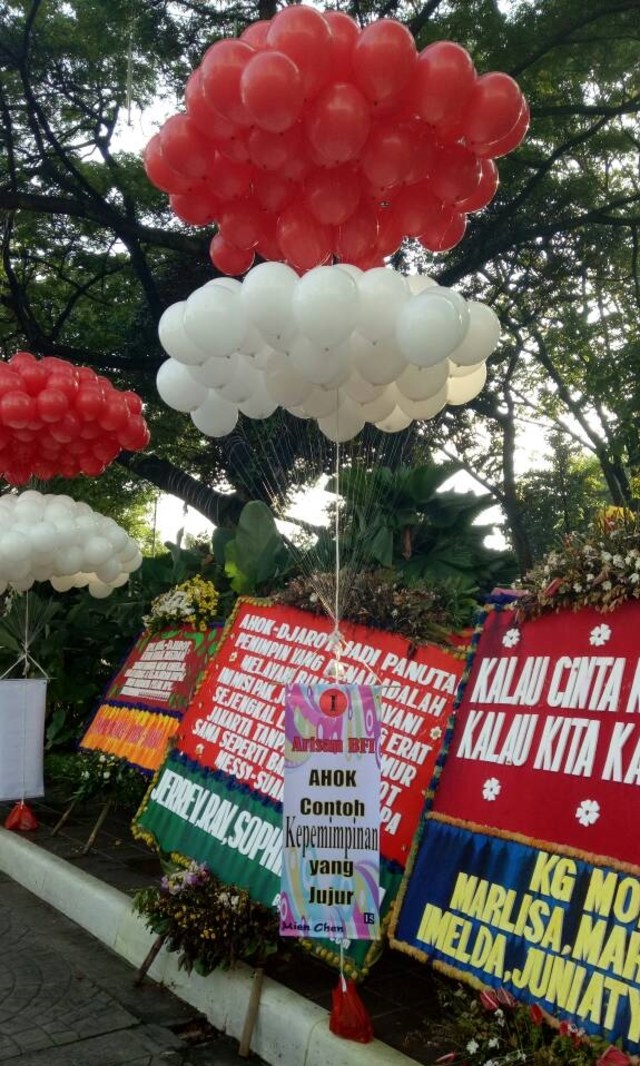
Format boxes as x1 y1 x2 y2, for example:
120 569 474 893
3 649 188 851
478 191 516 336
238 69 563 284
143 575 220 634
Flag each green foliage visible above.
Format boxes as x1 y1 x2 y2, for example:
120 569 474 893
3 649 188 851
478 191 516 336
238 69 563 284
45 750 148 810
133 863 280 975
213 501 293 595
332 464 517 595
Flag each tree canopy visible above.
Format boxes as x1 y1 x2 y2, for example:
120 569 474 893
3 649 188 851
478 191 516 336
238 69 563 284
1 0 639 573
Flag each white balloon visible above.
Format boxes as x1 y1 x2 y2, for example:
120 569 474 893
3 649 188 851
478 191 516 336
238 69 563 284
358 388 397 424
300 387 341 419
450 358 486 378
50 575 76 592
341 371 386 404
88 579 113 599
334 264 363 282
318 395 365 442
396 360 450 401
29 521 59 555
238 378 279 420
52 517 79 547
83 536 113 568
101 519 131 551
395 383 448 419
14 500 42 524
75 514 99 538
189 353 239 389
73 572 93 587
110 572 130 588
218 357 264 405
293 266 359 348
263 352 312 407
406 274 437 294
241 262 299 338
396 288 469 368
158 301 208 367
289 336 350 387
351 333 407 386
239 323 264 356
96 558 122 584
356 268 409 342
191 391 239 438
11 576 35 593
121 549 143 574
0 532 30 564
448 301 501 367
54 545 85 575
206 277 242 294
157 358 206 412
375 406 413 433
183 285 247 358
447 363 488 405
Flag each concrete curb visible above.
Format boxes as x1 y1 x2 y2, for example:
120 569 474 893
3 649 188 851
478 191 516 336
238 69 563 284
0 828 416 1066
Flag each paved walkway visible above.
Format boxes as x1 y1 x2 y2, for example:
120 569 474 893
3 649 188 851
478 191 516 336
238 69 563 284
0 871 264 1066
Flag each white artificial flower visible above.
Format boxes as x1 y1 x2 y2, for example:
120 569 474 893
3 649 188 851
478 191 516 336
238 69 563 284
590 623 611 646
482 777 501 801
631 573 640 584
487 1037 499 1048
573 583 583 592
601 551 612 562
602 580 612 591
466 1039 479 1054
576 799 600 826
430 726 443 741
613 554 624 567
502 627 520 648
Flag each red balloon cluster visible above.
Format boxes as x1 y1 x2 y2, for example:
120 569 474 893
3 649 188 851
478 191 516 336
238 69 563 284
0 352 150 486
144 10 529 274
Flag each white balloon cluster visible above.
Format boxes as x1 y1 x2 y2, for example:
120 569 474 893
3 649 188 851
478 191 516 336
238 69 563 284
0 491 143 598
156 263 500 443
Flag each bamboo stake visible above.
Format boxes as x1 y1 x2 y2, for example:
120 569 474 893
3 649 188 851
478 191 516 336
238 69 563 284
79 798 112 856
239 966 264 1058
51 797 78 836
134 933 166 986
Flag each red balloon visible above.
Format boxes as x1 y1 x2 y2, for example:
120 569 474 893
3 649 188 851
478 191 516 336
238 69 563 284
280 151 312 183
456 158 499 211
49 411 82 443
418 204 467 252
0 363 25 393
75 387 105 420
305 164 361 226
209 234 255 276
0 391 35 428
9 353 48 396
185 70 236 143
255 213 282 261
277 203 332 272
361 122 415 190
200 40 255 126
216 127 252 163
79 421 103 440
219 197 264 249
206 152 254 200
36 388 69 422
170 188 220 226
413 42 476 127
304 82 371 166
77 366 99 386
253 170 298 212
92 438 121 464
159 115 218 181
335 202 378 262
143 134 194 195
324 11 359 80
461 73 525 151
80 455 107 477
31 459 56 480
266 7 331 100
430 143 482 204
123 391 144 415
240 51 304 133
99 395 129 432
352 20 417 103
375 206 404 257
248 124 304 171
478 99 530 159
241 21 270 48
388 182 440 238
119 416 151 452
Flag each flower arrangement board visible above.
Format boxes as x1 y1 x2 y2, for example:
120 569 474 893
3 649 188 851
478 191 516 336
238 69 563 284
134 597 464 976
390 599 640 1053
80 625 220 773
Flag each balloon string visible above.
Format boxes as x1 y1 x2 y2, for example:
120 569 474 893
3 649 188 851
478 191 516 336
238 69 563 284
339 939 346 992
332 395 343 677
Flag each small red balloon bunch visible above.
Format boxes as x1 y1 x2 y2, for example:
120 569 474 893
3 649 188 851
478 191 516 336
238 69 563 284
0 352 150 485
144 8 528 274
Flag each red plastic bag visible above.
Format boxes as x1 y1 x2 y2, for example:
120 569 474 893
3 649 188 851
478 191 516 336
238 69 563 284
329 977 373 1043
4 801 38 832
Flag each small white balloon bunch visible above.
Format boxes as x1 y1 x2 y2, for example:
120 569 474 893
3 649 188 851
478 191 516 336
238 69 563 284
0 491 142 597
156 262 500 443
